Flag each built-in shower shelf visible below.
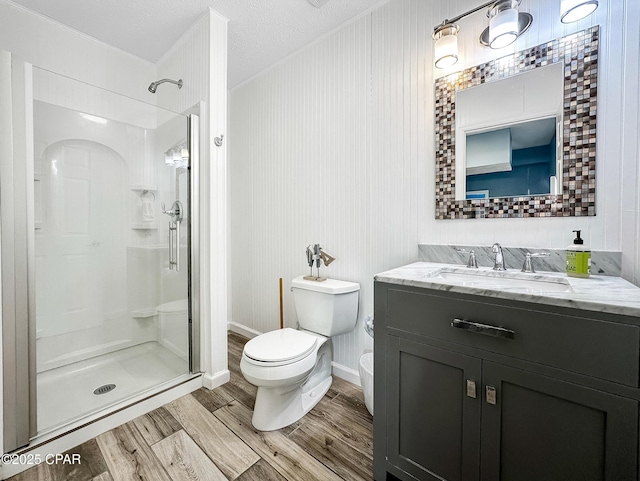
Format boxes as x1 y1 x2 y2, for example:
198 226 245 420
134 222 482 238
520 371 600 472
131 223 157 230
130 184 157 192
131 308 157 319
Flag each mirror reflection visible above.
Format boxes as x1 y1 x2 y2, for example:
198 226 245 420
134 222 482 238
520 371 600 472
455 62 563 200
465 117 560 199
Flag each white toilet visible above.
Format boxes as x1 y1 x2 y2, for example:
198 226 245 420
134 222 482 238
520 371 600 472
240 275 359 431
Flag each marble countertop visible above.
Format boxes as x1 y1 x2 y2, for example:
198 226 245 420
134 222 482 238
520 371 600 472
375 262 640 318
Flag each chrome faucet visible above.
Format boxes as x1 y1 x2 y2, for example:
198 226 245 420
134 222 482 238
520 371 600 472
492 243 507 271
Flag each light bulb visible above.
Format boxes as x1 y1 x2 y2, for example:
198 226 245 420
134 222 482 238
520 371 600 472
560 0 598 23
489 7 519 49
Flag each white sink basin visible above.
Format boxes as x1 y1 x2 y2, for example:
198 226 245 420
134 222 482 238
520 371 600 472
427 267 574 294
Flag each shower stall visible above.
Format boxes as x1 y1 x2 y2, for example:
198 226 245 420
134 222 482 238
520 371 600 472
1 53 200 451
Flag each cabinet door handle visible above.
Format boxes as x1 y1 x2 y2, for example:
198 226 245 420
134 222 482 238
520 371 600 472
466 380 477 399
451 318 515 340
486 385 497 405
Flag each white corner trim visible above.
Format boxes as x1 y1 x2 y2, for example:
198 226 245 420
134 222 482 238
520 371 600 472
227 322 262 339
331 361 361 387
208 6 230 23
202 369 230 390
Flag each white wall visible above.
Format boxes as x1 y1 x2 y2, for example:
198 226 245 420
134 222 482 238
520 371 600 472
229 0 640 374
230 16 377 376
618 0 640 284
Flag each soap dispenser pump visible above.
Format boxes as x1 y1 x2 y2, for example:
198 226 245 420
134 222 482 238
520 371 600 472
566 230 591 278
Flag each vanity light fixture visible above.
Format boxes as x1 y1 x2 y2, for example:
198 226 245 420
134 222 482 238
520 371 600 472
486 0 520 49
433 0 533 68
433 23 460 69
560 0 598 23
479 0 533 49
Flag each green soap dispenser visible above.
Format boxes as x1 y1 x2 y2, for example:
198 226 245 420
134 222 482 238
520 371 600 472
566 230 591 278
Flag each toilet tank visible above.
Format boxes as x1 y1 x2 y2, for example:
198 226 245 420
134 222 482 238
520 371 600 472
291 276 359 336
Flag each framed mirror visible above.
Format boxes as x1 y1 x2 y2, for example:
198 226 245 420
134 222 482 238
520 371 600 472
435 26 599 219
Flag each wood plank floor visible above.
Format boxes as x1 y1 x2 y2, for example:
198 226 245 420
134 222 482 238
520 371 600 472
8 332 373 481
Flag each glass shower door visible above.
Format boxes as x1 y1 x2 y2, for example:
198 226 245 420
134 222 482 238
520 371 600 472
32 67 194 434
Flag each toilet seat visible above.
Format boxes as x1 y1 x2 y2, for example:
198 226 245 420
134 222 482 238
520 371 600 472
243 328 317 366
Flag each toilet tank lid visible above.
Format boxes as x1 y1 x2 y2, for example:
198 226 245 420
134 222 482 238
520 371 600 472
291 276 360 294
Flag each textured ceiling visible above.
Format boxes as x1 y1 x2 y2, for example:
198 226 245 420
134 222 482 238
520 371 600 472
9 0 385 88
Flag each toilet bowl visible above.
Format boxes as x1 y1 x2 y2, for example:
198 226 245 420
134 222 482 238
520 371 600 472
156 299 188 360
240 276 359 431
241 328 332 431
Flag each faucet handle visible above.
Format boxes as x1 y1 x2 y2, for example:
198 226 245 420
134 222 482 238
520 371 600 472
521 252 550 273
491 243 507 271
456 248 478 268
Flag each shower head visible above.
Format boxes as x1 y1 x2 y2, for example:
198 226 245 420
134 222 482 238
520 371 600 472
148 78 183 93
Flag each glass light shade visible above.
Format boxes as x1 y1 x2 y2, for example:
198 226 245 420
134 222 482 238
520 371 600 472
165 153 174 165
434 30 459 69
561 0 598 23
489 7 519 49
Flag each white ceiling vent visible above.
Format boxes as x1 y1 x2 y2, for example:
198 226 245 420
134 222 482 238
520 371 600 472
308 0 330 7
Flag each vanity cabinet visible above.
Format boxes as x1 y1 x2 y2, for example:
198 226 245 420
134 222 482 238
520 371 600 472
374 282 640 481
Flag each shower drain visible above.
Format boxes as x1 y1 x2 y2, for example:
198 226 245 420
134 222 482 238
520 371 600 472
93 384 116 395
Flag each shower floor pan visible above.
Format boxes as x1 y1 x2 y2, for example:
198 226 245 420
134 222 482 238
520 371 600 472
37 341 188 434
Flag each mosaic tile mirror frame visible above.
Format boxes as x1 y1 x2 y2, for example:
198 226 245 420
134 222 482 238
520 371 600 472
435 26 598 220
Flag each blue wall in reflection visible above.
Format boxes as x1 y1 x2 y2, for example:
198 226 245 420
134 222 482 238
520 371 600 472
466 135 556 199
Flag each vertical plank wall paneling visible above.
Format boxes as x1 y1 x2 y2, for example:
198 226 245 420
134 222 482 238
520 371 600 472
230 16 377 373
156 15 209 115
229 0 640 374
619 0 640 284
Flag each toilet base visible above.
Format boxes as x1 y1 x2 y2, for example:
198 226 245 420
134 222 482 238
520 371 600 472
250 341 332 431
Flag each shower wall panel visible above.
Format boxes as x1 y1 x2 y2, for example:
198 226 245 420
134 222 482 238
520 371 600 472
33 71 188 374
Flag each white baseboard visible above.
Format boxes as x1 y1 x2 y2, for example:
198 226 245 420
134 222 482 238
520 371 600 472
227 322 261 339
332 362 361 387
1 376 202 480
202 369 230 390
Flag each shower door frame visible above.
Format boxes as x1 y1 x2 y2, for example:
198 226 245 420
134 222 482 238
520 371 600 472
1 55 201 452
1 52 37 453
188 113 201 374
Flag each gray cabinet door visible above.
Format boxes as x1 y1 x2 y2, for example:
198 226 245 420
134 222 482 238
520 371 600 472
387 336 482 481
481 361 639 481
